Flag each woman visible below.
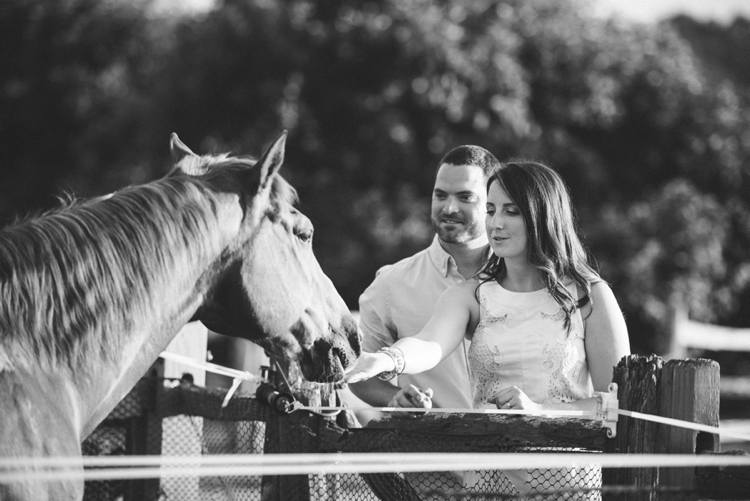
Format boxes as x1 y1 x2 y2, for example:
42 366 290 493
347 160 630 496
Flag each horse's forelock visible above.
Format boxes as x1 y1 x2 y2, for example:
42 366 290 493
272 175 298 208
0 179 225 372
192 153 298 209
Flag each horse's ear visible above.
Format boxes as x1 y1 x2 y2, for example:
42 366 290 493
170 133 197 163
251 131 287 193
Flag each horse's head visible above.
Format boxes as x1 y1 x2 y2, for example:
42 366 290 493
170 132 360 382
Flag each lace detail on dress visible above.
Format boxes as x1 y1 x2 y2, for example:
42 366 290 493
476 313 508 331
469 333 505 407
541 316 588 403
476 294 508 331
540 307 566 322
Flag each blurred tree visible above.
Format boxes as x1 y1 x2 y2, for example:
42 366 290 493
0 0 159 223
506 0 750 350
671 15 750 94
593 181 731 353
2 0 750 355
142 0 534 304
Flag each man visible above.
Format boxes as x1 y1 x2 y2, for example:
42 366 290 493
349 145 500 410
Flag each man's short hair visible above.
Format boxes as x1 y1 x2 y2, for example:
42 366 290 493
438 145 500 179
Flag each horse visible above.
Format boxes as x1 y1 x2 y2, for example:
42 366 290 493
0 131 361 501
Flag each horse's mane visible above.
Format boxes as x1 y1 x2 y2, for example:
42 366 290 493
0 154 295 373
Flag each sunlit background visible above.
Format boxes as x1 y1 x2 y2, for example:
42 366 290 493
2 0 749 421
595 0 750 24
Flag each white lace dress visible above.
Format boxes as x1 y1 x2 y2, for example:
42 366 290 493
466 280 600 499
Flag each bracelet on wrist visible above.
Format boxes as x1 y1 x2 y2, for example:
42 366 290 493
376 346 405 381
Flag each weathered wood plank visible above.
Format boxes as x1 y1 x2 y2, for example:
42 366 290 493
318 413 605 453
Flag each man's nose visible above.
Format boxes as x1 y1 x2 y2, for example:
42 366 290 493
444 196 459 214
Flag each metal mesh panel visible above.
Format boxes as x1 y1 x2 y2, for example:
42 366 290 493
199 420 265 500
82 424 128 501
159 417 266 501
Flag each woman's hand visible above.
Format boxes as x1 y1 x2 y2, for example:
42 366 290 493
344 351 395 383
388 385 433 418
491 386 541 411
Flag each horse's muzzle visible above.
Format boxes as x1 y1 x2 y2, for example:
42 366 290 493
297 317 361 383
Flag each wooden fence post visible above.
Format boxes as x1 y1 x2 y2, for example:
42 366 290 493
656 359 720 490
260 357 311 501
603 355 721 501
603 354 663 501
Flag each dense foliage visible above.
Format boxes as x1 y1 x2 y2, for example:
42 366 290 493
2 0 749 355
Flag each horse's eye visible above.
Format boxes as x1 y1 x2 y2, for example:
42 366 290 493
296 227 313 244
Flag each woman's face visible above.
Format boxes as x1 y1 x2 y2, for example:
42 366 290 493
485 181 528 262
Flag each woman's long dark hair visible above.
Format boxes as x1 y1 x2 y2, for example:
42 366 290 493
477 161 602 331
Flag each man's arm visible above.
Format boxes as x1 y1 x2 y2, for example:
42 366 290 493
349 270 403 407
348 377 401 407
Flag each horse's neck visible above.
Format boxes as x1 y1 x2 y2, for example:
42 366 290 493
81 300 203 436
73 189 242 436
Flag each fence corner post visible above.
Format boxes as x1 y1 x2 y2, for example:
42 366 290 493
656 358 720 491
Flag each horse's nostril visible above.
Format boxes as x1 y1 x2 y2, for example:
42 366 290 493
348 329 362 356
331 347 349 369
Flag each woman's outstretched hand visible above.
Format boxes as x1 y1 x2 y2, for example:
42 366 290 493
344 351 394 383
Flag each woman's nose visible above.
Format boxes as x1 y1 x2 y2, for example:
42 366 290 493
490 213 504 229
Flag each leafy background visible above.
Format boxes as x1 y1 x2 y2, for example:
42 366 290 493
2 0 749 379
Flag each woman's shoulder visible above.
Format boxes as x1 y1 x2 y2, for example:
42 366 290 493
588 280 614 300
571 277 609 295
576 279 618 317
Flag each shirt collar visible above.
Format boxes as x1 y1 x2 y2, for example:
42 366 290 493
428 235 491 278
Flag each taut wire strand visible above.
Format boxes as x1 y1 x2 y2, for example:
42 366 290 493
3 452 750 483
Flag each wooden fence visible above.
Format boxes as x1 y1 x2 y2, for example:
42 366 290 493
80 353 750 501
666 305 750 454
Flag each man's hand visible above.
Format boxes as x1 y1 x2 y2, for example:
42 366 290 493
387 385 433 418
345 351 395 383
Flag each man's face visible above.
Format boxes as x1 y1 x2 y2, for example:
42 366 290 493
431 163 487 244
